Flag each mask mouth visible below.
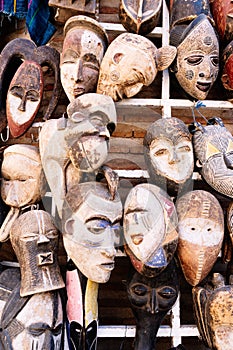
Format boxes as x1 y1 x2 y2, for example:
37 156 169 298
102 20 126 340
73 86 85 97
196 81 211 92
99 262 115 271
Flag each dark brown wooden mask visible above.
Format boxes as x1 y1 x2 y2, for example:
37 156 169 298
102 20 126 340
193 273 233 350
119 0 162 35
123 183 178 278
0 38 62 135
127 259 179 350
176 190 224 286
192 117 233 198
221 40 233 102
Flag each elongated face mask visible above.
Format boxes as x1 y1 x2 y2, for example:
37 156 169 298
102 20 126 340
63 182 123 283
172 14 219 100
6 60 43 138
124 183 178 278
176 190 224 286
60 16 108 101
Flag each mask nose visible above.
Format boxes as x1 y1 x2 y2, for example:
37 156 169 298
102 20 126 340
37 233 50 244
75 59 83 82
18 93 27 111
168 148 179 164
147 288 158 314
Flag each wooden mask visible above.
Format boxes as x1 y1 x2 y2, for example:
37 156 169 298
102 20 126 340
62 182 123 283
176 190 224 286
97 32 176 101
123 183 178 278
60 15 108 102
10 210 65 297
6 60 43 138
39 93 117 219
0 286 63 350
193 273 233 350
127 259 179 350
118 0 162 35
170 14 219 100
0 38 62 135
221 40 233 101
143 117 194 197
210 0 233 43
192 117 233 198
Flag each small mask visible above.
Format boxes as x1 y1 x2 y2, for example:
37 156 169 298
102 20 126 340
123 183 178 278
144 117 194 197
170 14 219 100
60 15 108 101
192 117 233 198
0 287 63 350
193 273 233 350
1 144 46 208
10 210 65 297
97 32 176 101
118 0 162 35
62 181 123 283
221 40 233 101
127 260 179 350
176 190 224 286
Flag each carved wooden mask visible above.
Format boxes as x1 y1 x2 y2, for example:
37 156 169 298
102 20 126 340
176 190 224 286
127 260 179 350
60 15 108 102
221 40 233 100
144 117 194 196
170 14 219 100
210 0 233 43
1 144 46 208
192 117 233 198
62 182 123 283
6 60 43 138
123 183 178 278
193 273 233 350
97 32 176 101
0 287 63 350
10 210 65 297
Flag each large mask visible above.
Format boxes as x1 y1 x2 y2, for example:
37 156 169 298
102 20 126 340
60 15 108 102
170 14 219 100
39 93 117 219
127 260 179 350
210 0 233 43
62 181 123 283
143 117 194 197
0 38 61 135
176 190 224 286
123 183 178 278
97 32 176 101
0 286 63 350
193 273 233 350
10 210 65 297
191 117 233 198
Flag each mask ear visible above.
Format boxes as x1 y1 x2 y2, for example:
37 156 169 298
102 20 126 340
65 218 75 235
156 45 177 71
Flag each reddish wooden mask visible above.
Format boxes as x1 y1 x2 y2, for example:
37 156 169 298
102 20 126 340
210 0 233 43
176 190 224 286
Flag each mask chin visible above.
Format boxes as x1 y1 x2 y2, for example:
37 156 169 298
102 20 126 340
124 83 144 98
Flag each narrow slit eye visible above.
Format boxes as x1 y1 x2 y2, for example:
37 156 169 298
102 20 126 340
186 55 203 65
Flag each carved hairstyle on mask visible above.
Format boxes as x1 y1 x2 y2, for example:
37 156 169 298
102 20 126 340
127 259 179 350
143 117 194 197
170 14 219 100
10 210 65 297
97 32 177 101
193 273 233 350
210 0 233 44
0 38 62 136
190 117 233 198
118 0 162 35
170 0 214 29
60 15 108 101
123 183 178 278
176 190 224 286
62 181 123 283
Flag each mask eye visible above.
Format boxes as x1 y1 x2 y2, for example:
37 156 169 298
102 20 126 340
206 142 221 159
211 56 219 66
158 287 177 299
113 53 124 64
226 139 233 153
132 284 148 296
185 55 203 65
